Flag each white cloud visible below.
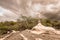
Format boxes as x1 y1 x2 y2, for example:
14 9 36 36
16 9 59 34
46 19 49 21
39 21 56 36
0 7 5 16
32 4 43 12
46 4 56 12
0 6 15 16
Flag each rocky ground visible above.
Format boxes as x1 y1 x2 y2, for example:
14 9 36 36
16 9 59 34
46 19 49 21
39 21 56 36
0 23 60 40
1 29 60 40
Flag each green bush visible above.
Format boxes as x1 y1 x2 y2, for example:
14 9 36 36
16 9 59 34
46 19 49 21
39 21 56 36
40 19 60 29
0 18 60 35
18 16 38 30
0 30 7 35
0 17 38 35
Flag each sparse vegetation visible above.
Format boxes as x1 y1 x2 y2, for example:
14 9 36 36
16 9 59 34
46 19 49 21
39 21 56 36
0 16 60 35
40 19 60 29
0 16 38 35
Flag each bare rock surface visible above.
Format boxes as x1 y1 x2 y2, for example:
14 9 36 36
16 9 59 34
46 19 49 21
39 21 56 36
3 29 60 40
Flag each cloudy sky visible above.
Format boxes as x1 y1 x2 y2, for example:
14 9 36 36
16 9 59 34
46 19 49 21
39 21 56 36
0 7 13 16
0 7 5 16
0 0 60 20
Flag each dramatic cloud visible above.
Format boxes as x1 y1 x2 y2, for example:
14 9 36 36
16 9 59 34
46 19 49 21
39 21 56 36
0 0 60 21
